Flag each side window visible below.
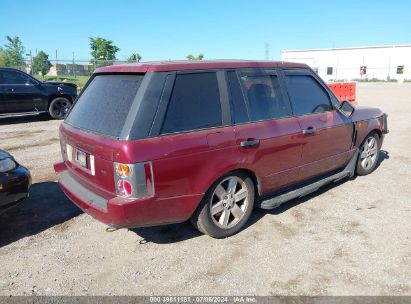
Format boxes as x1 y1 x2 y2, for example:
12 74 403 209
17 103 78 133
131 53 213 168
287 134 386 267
285 74 333 115
227 71 249 124
161 73 222 134
1 70 29 84
239 74 292 121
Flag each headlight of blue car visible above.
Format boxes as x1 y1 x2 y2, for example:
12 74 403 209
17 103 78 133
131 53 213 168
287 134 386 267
0 158 17 173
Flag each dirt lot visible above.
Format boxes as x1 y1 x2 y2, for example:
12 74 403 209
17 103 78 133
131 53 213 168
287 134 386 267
0 83 410 296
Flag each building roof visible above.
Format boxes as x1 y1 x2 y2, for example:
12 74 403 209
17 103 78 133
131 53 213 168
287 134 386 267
281 44 411 53
95 60 308 73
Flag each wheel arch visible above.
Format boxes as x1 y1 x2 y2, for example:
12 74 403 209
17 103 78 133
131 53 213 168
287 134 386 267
354 117 384 148
199 167 261 204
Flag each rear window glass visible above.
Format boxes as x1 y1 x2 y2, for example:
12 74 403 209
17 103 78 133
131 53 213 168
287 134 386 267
65 74 144 138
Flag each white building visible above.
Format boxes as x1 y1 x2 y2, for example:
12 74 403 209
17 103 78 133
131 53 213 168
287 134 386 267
281 44 411 82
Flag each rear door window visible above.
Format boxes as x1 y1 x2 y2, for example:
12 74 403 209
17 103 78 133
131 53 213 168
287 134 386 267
284 73 333 115
65 74 144 138
227 71 249 124
161 72 222 134
238 72 292 122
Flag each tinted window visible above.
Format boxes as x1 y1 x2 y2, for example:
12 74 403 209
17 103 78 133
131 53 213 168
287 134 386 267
65 74 144 138
0 70 29 84
285 74 333 115
227 71 248 124
239 74 291 121
161 73 221 134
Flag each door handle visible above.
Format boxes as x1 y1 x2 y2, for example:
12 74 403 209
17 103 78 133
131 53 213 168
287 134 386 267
240 139 260 148
5 88 15 92
302 127 316 135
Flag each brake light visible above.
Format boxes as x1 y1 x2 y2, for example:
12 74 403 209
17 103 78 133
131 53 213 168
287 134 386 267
117 180 133 197
114 162 154 199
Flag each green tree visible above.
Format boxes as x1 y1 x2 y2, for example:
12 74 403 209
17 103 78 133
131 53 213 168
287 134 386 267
3 36 25 67
186 53 204 60
0 48 10 66
89 37 120 66
32 51 52 76
127 52 142 62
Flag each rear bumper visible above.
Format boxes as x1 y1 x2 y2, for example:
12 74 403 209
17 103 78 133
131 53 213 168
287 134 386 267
54 161 202 228
0 165 31 214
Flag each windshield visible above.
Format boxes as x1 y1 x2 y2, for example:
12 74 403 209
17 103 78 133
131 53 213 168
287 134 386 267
65 74 144 138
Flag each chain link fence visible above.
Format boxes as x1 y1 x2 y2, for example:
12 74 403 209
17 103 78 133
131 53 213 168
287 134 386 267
7 59 135 91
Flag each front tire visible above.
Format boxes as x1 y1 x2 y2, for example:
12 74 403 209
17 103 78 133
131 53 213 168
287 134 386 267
357 132 380 175
49 97 72 120
191 172 255 238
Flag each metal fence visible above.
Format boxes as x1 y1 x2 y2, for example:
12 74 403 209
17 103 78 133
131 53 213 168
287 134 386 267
9 59 135 90
17 59 133 78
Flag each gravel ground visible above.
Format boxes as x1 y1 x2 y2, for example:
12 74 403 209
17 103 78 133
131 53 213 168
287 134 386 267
0 83 410 296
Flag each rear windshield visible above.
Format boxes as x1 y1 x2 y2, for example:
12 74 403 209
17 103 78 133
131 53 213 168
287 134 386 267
65 74 144 138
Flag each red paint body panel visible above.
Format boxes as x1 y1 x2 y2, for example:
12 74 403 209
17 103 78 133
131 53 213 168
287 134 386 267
233 117 303 194
55 161 201 227
54 60 386 230
297 111 354 179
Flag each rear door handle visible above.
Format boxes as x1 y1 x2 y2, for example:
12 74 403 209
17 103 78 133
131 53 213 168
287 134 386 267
240 139 260 148
302 127 316 135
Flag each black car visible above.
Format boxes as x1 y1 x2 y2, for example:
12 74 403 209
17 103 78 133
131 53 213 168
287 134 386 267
0 150 31 214
0 68 77 119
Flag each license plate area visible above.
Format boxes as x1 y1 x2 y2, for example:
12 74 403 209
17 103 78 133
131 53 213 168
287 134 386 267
75 149 88 168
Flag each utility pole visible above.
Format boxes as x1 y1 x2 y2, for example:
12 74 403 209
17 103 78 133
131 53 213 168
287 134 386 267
265 43 270 61
73 52 76 79
55 50 58 76
26 50 33 75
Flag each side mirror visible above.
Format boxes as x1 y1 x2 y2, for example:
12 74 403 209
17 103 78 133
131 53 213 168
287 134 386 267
338 100 355 117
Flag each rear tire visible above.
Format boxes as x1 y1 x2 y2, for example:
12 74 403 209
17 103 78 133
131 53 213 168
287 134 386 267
356 132 380 176
191 172 255 238
49 97 72 120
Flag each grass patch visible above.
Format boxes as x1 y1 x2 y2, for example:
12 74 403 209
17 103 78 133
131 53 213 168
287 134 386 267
33 74 90 92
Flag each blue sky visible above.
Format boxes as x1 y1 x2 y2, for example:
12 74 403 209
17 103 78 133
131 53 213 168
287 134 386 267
0 0 410 62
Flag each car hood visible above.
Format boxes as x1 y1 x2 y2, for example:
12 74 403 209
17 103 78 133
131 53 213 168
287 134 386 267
351 106 384 122
0 150 12 160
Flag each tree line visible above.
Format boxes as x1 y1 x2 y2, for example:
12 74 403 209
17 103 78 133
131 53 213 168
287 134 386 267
0 35 205 76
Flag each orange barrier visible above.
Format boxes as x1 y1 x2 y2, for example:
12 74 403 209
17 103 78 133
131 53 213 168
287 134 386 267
327 82 357 104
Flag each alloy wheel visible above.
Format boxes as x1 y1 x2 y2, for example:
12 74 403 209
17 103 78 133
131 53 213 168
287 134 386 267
360 136 378 170
210 176 250 229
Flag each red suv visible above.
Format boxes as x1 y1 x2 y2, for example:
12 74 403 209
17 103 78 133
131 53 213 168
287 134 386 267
54 60 388 238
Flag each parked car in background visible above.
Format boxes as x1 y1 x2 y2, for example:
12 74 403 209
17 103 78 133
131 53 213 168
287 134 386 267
0 149 31 215
54 60 388 238
0 68 77 119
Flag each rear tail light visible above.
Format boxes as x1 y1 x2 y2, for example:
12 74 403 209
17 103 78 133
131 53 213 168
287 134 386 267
116 164 131 178
114 162 154 199
117 179 133 197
